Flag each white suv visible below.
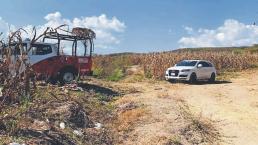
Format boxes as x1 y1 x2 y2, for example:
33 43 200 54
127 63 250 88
165 60 216 83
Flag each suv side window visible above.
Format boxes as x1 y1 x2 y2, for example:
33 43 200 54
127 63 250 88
31 44 52 55
198 61 210 67
207 62 213 67
203 62 210 67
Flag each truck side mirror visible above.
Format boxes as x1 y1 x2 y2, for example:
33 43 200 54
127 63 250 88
197 64 203 68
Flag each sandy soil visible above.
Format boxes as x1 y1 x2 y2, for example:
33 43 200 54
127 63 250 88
114 69 258 145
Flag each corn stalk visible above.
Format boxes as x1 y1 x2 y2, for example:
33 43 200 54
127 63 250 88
0 29 34 106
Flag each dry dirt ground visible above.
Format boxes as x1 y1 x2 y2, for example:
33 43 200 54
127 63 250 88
109 69 258 145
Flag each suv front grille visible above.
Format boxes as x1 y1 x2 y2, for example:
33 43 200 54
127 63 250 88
169 70 179 76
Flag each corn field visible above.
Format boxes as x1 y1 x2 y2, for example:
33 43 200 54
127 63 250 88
93 48 258 79
138 50 258 79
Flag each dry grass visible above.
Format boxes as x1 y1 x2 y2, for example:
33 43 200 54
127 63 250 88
250 102 258 108
177 103 224 145
114 96 136 106
157 92 171 99
115 107 146 132
165 136 183 145
113 95 146 133
122 74 145 83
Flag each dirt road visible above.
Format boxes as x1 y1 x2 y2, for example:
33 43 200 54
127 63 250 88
116 69 258 145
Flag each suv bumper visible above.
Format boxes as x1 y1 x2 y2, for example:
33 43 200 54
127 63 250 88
165 72 191 81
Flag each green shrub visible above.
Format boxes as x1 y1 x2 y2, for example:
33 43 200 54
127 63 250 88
93 55 135 80
93 67 104 78
107 68 124 81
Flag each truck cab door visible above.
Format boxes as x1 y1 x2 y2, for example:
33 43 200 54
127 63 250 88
28 44 56 65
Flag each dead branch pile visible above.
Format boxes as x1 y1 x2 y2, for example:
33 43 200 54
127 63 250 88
72 27 96 39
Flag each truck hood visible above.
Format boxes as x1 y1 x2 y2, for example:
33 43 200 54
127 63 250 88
167 66 195 70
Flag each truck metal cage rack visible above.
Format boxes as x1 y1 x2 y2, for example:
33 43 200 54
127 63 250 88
42 27 96 56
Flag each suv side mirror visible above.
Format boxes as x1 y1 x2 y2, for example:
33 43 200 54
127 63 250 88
197 64 203 68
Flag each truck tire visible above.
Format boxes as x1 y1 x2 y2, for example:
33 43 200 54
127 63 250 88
208 73 216 83
59 70 76 84
189 73 197 84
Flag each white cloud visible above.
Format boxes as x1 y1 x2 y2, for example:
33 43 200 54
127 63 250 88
179 19 258 48
0 12 126 49
44 11 62 21
183 26 193 34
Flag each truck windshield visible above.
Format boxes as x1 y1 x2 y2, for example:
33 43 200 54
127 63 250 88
176 60 197 66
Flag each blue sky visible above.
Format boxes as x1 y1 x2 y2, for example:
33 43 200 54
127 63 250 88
0 0 258 54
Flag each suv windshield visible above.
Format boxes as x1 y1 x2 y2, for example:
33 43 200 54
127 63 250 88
176 60 197 66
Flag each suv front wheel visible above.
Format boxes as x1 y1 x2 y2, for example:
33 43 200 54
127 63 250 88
189 73 197 84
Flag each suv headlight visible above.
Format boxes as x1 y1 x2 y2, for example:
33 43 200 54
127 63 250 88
181 69 191 72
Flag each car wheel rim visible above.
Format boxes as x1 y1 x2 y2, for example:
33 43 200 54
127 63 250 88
63 72 74 83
